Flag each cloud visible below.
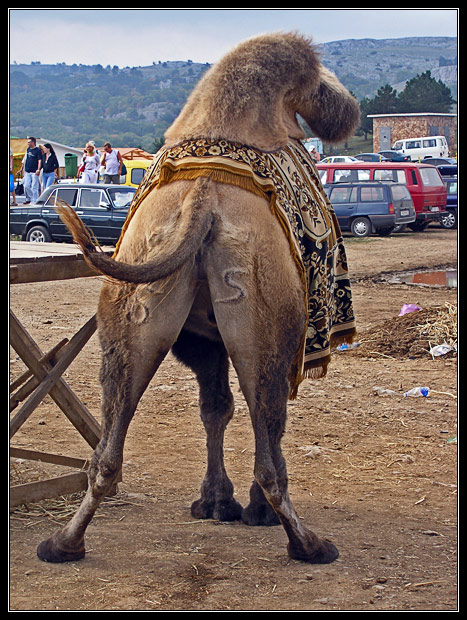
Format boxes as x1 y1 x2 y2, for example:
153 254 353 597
10 9 458 67
10 11 241 66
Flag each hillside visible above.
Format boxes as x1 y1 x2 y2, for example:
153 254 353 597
9 60 210 152
9 36 457 150
319 36 457 100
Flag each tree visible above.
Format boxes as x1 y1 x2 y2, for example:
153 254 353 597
358 86 398 139
397 71 455 113
373 84 399 114
358 97 373 140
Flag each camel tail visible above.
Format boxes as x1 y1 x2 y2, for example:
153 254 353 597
56 178 214 284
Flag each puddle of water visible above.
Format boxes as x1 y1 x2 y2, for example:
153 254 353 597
392 269 457 288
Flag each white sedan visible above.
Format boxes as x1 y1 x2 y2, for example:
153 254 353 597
319 155 363 164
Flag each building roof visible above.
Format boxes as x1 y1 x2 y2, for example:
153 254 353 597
10 138 154 160
10 137 83 156
368 112 457 118
117 147 153 160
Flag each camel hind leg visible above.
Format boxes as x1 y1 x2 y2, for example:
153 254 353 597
37 272 198 563
206 225 339 563
234 336 339 564
172 329 243 521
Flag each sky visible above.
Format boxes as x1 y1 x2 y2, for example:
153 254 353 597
9 9 458 67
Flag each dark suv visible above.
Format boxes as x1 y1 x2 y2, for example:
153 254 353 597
324 181 416 237
9 183 136 244
440 176 457 229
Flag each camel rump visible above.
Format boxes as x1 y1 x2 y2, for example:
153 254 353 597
115 137 357 398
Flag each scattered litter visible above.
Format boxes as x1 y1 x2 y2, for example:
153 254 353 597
403 386 429 398
446 436 457 444
399 303 422 316
387 454 415 467
373 386 399 396
429 342 453 357
336 342 361 351
299 445 336 458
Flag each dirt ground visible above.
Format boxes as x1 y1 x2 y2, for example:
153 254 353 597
9 226 457 611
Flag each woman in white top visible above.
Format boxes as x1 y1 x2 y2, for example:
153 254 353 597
80 142 101 183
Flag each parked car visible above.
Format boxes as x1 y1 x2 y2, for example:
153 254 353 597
9 183 137 244
440 176 457 229
378 150 410 162
324 181 416 238
423 157 457 177
120 159 152 187
423 157 457 166
317 161 447 231
391 135 449 161
355 153 389 162
319 155 362 164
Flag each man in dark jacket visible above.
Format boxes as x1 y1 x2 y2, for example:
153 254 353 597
21 137 42 203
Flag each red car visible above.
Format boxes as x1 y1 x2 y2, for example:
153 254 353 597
317 161 447 231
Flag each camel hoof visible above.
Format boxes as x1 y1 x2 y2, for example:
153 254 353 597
242 502 281 526
288 538 339 564
37 537 85 563
191 497 243 521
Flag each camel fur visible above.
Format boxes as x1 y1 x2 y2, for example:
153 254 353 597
37 32 360 566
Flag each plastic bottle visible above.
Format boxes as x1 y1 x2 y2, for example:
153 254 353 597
403 386 429 398
336 342 361 351
429 343 453 357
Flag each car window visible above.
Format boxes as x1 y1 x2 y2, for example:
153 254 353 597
329 187 355 203
390 185 411 201
318 169 327 182
108 188 136 208
360 187 384 201
334 169 370 182
131 168 146 185
419 167 444 187
374 169 406 183
79 188 110 208
446 181 457 194
423 139 436 148
406 141 421 149
44 187 78 207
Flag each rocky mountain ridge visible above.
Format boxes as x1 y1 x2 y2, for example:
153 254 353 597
10 36 457 149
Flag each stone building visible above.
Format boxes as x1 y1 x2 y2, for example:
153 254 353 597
368 113 457 156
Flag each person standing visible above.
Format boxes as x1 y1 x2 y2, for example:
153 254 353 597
310 145 321 162
10 147 18 205
41 143 60 189
80 142 101 184
101 142 123 184
22 137 42 203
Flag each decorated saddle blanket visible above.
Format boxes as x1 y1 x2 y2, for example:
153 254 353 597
116 138 357 398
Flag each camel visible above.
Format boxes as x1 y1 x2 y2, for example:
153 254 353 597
37 32 360 565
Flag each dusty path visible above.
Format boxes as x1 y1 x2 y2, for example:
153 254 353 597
9 227 457 610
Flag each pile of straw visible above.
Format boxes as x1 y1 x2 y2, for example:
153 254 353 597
357 302 457 359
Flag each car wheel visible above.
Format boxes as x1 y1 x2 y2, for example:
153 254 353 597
26 225 52 243
350 216 372 238
440 210 457 229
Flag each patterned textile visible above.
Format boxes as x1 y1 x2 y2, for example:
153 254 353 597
116 138 357 398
